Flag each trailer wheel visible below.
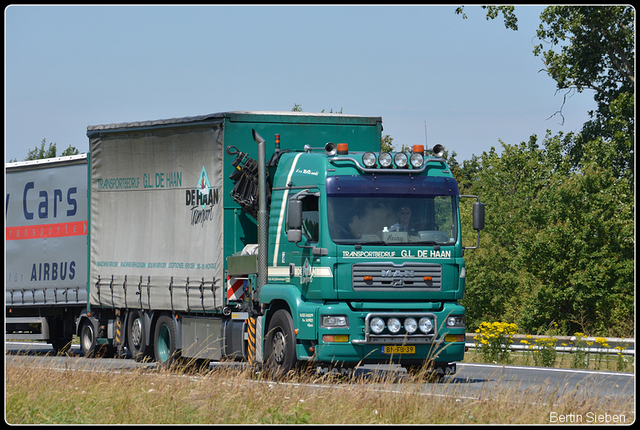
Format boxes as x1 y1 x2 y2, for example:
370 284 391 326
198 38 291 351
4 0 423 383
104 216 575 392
128 310 152 361
154 314 178 367
265 310 297 378
79 319 96 358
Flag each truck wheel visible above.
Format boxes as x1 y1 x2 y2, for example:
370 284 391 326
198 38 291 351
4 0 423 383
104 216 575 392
79 319 96 358
154 314 178 367
128 310 152 361
265 310 297 378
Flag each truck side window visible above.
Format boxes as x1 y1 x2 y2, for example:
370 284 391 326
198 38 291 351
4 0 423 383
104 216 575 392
301 195 319 243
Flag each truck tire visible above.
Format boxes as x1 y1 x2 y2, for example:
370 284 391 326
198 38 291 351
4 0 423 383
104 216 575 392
154 314 178 367
128 310 152 361
79 319 96 358
265 310 297 378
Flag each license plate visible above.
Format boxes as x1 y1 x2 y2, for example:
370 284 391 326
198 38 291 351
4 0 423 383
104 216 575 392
381 345 415 355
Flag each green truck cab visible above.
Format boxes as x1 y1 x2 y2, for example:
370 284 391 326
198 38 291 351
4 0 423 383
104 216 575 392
225 114 484 377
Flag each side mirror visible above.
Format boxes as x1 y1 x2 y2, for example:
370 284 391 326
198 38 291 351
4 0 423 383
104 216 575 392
461 195 485 251
473 202 485 231
287 199 303 243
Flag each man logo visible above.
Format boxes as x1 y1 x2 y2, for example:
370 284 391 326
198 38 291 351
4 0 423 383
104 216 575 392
381 270 415 278
381 269 415 288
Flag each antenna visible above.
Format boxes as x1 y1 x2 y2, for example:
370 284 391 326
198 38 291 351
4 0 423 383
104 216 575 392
424 121 428 147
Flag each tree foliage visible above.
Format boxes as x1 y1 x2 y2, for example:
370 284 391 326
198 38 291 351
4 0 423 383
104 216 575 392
23 138 79 161
454 6 634 337
455 6 518 31
534 6 634 113
534 6 634 181
457 133 634 337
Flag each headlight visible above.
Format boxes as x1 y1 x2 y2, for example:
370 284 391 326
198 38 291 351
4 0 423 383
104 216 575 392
378 152 392 168
322 315 348 328
418 317 433 334
394 152 408 168
410 152 424 168
404 317 418 333
387 318 401 333
370 317 385 334
362 152 377 168
446 315 465 328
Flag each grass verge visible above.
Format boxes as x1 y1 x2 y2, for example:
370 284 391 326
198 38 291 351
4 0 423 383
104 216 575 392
464 349 635 372
5 358 635 424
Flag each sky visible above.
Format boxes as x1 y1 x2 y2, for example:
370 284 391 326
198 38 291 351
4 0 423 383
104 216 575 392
5 5 597 164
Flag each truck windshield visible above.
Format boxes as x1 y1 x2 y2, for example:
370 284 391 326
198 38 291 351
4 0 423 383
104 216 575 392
326 175 458 246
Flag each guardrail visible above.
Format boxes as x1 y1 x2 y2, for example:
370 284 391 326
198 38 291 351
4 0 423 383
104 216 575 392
465 334 635 356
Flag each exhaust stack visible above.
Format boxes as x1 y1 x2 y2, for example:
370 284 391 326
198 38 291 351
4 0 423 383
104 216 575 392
252 129 268 292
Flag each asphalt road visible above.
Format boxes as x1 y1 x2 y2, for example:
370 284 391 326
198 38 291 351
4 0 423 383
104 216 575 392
6 341 634 408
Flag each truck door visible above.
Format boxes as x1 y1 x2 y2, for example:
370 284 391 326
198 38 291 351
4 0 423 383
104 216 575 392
287 190 334 300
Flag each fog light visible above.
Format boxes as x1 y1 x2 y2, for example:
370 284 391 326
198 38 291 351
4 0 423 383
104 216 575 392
362 152 377 168
404 317 418 333
410 152 424 168
387 318 401 333
370 317 385 334
394 152 408 168
419 317 433 334
379 152 392 168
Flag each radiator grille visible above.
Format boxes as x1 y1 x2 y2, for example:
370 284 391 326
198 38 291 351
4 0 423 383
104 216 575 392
352 262 442 291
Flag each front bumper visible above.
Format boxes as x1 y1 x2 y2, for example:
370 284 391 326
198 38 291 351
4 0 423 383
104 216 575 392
311 301 466 366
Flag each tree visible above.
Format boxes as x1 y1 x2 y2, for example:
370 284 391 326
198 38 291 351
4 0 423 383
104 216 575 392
380 134 394 153
534 6 634 116
461 133 633 336
460 6 634 180
291 104 343 114
454 6 634 336
460 136 557 331
23 138 79 161
534 6 634 181
25 138 56 160
455 6 518 31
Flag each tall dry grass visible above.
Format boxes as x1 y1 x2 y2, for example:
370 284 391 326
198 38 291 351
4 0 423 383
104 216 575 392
5 358 635 424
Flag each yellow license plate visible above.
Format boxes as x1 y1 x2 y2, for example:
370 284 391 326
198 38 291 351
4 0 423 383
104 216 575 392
381 345 415 355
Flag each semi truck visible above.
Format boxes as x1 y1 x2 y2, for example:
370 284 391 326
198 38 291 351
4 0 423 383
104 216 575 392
6 111 484 378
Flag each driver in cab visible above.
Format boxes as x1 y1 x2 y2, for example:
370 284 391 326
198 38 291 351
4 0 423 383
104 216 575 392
389 206 412 232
